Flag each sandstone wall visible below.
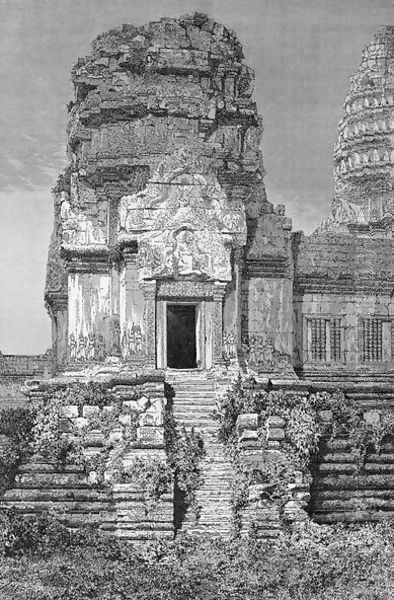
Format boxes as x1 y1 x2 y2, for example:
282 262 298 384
294 232 394 379
2 373 173 542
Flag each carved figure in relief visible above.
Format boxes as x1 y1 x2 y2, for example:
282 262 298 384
174 229 202 276
110 320 121 356
87 332 96 361
60 192 106 247
121 331 127 358
131 324 138 355
118 148 246 281
69 333 77 360
135 326 143 354
121 323 144 359
96 334 106 362
223 331 237 363
77 333 87 362
243 333 292 373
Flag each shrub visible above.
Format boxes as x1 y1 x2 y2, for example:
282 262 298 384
214 376 394 522
165 411 205 512
0 407 36 493
0 514 393 599
119 456 173 512
30 395 78 465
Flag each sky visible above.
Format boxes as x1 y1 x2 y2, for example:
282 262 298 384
0 0 392 354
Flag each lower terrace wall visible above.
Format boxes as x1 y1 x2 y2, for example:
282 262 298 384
1 370 173 542
1 369 394 541
231 377 394 537
0 351 52 408
0 352 51 382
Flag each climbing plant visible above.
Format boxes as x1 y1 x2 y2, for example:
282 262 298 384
117 456 173 513
164 410 205 515
0 407 36 493
215 375 394 518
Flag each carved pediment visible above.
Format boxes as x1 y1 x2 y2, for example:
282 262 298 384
118 149 246 281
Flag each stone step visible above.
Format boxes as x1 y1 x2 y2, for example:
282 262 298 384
173 407 216 412
3 488 106 502
170 377 234 536
173 390 216 394
172 390 216 393
173 399 216 405
1 500 110 512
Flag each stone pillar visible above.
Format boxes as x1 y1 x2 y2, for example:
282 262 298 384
223 249 243 366
234 248 243 360
120 246 147 367
140 280 157 369
48 296 67 371
212 282 227 366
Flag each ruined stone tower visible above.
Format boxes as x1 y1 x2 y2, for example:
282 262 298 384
45 12 292 377
6 16 394 540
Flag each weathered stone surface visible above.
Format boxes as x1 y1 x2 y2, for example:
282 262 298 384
6 15 394 541
42 11 296 376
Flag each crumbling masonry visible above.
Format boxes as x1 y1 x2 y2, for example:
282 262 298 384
1 16 394 539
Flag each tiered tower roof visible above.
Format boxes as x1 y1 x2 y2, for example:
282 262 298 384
320 26 394 233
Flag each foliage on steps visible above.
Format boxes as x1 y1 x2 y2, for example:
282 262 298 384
165 407 205 518
215 373 394 530
114 456 173 513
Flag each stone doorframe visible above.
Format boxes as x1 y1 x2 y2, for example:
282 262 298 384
156 280 227 370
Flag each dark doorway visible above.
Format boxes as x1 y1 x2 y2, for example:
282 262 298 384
167 304 197 369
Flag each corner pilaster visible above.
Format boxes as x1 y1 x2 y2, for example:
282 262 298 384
212 282 227 366
140 280 157 369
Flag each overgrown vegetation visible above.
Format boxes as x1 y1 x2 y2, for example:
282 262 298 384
0 509 393 599
118 456 173 511
215 375 394 517
0 407 36 493
165 409 205 516
0 383 205 518
0 383 138 493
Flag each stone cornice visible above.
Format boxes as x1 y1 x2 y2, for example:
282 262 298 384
245 257 291 279
44 292 68 312
294 276 394 295
61 246 111 273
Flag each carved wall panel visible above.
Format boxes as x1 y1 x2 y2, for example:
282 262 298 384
242 277 294 374
118 149 246 282
120 256 146 361
61 189 108 249
68 273 112 362
157 280 214 298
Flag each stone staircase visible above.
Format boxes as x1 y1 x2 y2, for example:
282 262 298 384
2 457 111 528
166 370 234 536
310 436 394 524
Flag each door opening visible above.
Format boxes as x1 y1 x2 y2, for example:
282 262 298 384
166 304 197 369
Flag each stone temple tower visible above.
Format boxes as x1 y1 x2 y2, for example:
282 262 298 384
45 13 293 376
321 26 394 232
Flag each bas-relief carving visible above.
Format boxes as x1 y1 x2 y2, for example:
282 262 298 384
137 229 233 280
60 183 107 248
120 322 144 359
223 330 237 363
68 273 114 362
118 148 246 281
157 280 214 298
242 334 293 374
69 331 106 362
